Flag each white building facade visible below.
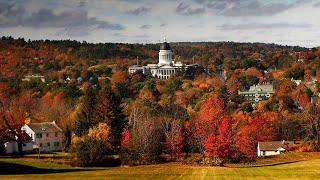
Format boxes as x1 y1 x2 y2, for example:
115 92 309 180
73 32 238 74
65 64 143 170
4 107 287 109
129 37 196 79
4 141 33 154
21 122 63 152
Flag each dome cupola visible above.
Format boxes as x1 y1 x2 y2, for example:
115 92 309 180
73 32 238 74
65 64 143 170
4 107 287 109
160 42 170 50
158 35 173 66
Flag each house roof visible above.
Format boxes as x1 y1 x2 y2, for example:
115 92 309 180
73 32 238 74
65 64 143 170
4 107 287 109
258 141 304 151
26 122 62 134
249 84 274 92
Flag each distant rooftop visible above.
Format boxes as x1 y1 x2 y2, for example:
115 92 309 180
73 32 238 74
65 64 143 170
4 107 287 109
248 84 274 92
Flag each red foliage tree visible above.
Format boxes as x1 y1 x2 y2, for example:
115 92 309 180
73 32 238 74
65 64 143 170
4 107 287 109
299 93 310 109
121 128 130 147
205 116 234 159
164 119 184 158
236 116 274 155
190 94 225 153
0 90 36 153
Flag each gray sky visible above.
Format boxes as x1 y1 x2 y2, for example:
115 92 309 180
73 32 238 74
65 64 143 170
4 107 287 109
1 0 320 47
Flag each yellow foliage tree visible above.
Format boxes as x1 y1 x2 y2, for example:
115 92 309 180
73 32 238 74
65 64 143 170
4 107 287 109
88 123 111 142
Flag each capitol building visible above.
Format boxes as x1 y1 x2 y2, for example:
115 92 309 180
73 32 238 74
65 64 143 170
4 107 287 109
128 37 197 79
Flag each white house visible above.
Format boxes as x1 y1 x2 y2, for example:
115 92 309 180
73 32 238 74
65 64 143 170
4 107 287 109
21 121 63 152
257 140 303 156
4 140 33 154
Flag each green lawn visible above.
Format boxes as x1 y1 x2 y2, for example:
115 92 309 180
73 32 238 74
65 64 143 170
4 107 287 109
1 153 320 179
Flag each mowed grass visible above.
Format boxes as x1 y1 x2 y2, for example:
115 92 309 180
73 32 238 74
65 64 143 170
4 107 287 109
1 153 320 179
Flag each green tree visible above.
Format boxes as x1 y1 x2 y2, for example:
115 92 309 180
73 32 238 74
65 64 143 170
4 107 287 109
95 85 126 148
73 86 98 136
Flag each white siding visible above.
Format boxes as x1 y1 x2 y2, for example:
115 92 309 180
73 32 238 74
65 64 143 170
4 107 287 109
4 141 33 154
4 142 17 154
258 150 282 156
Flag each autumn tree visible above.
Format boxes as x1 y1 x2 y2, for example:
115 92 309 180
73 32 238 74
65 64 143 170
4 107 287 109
205 116 235 159
36 92 74 150
0 88 36 154
188 94 225 154
121 128 130 147
120 100 162 164
236 116 274 155
298 93 310 109
301 104 320 144
110 70 130 99
164 119 184 158
70 123 117 167
276 79 296 97
88 122 111 142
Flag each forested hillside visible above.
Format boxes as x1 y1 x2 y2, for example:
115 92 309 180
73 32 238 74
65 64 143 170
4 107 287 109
1 36 320 166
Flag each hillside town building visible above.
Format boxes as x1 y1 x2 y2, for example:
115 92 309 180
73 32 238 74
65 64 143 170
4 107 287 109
238 83 275 102
128 37 197 79
22 75 47 83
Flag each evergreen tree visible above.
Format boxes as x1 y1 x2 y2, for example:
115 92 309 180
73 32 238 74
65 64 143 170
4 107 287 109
95 85 126 148
74 86 98 136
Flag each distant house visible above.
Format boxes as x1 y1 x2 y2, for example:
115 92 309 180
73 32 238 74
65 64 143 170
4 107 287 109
291 78 302 86
21 122 63 152
257 140 304 156
238 83 275 102
22 75 47 83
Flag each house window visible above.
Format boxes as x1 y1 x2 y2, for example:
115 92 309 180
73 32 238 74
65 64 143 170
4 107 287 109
55 132 58 137
275 150 278 153
47 142 50 147
54 142 60 146
46 133 49 137
263 151 266 155
37 133 42 138
40 143 42 147
22 143 26 147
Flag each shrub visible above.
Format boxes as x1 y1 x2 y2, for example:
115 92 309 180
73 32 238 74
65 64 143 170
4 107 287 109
295 142 320 152
120 141 162 166
202 157 225 166
70 136 119 167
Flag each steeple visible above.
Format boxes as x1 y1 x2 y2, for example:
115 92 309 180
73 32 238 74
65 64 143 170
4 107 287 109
163 35 166 43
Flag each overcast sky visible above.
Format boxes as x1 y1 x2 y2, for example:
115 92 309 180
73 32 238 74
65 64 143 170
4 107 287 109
1 0 320 47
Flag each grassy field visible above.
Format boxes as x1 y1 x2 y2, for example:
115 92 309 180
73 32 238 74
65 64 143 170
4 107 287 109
1 152 320 179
